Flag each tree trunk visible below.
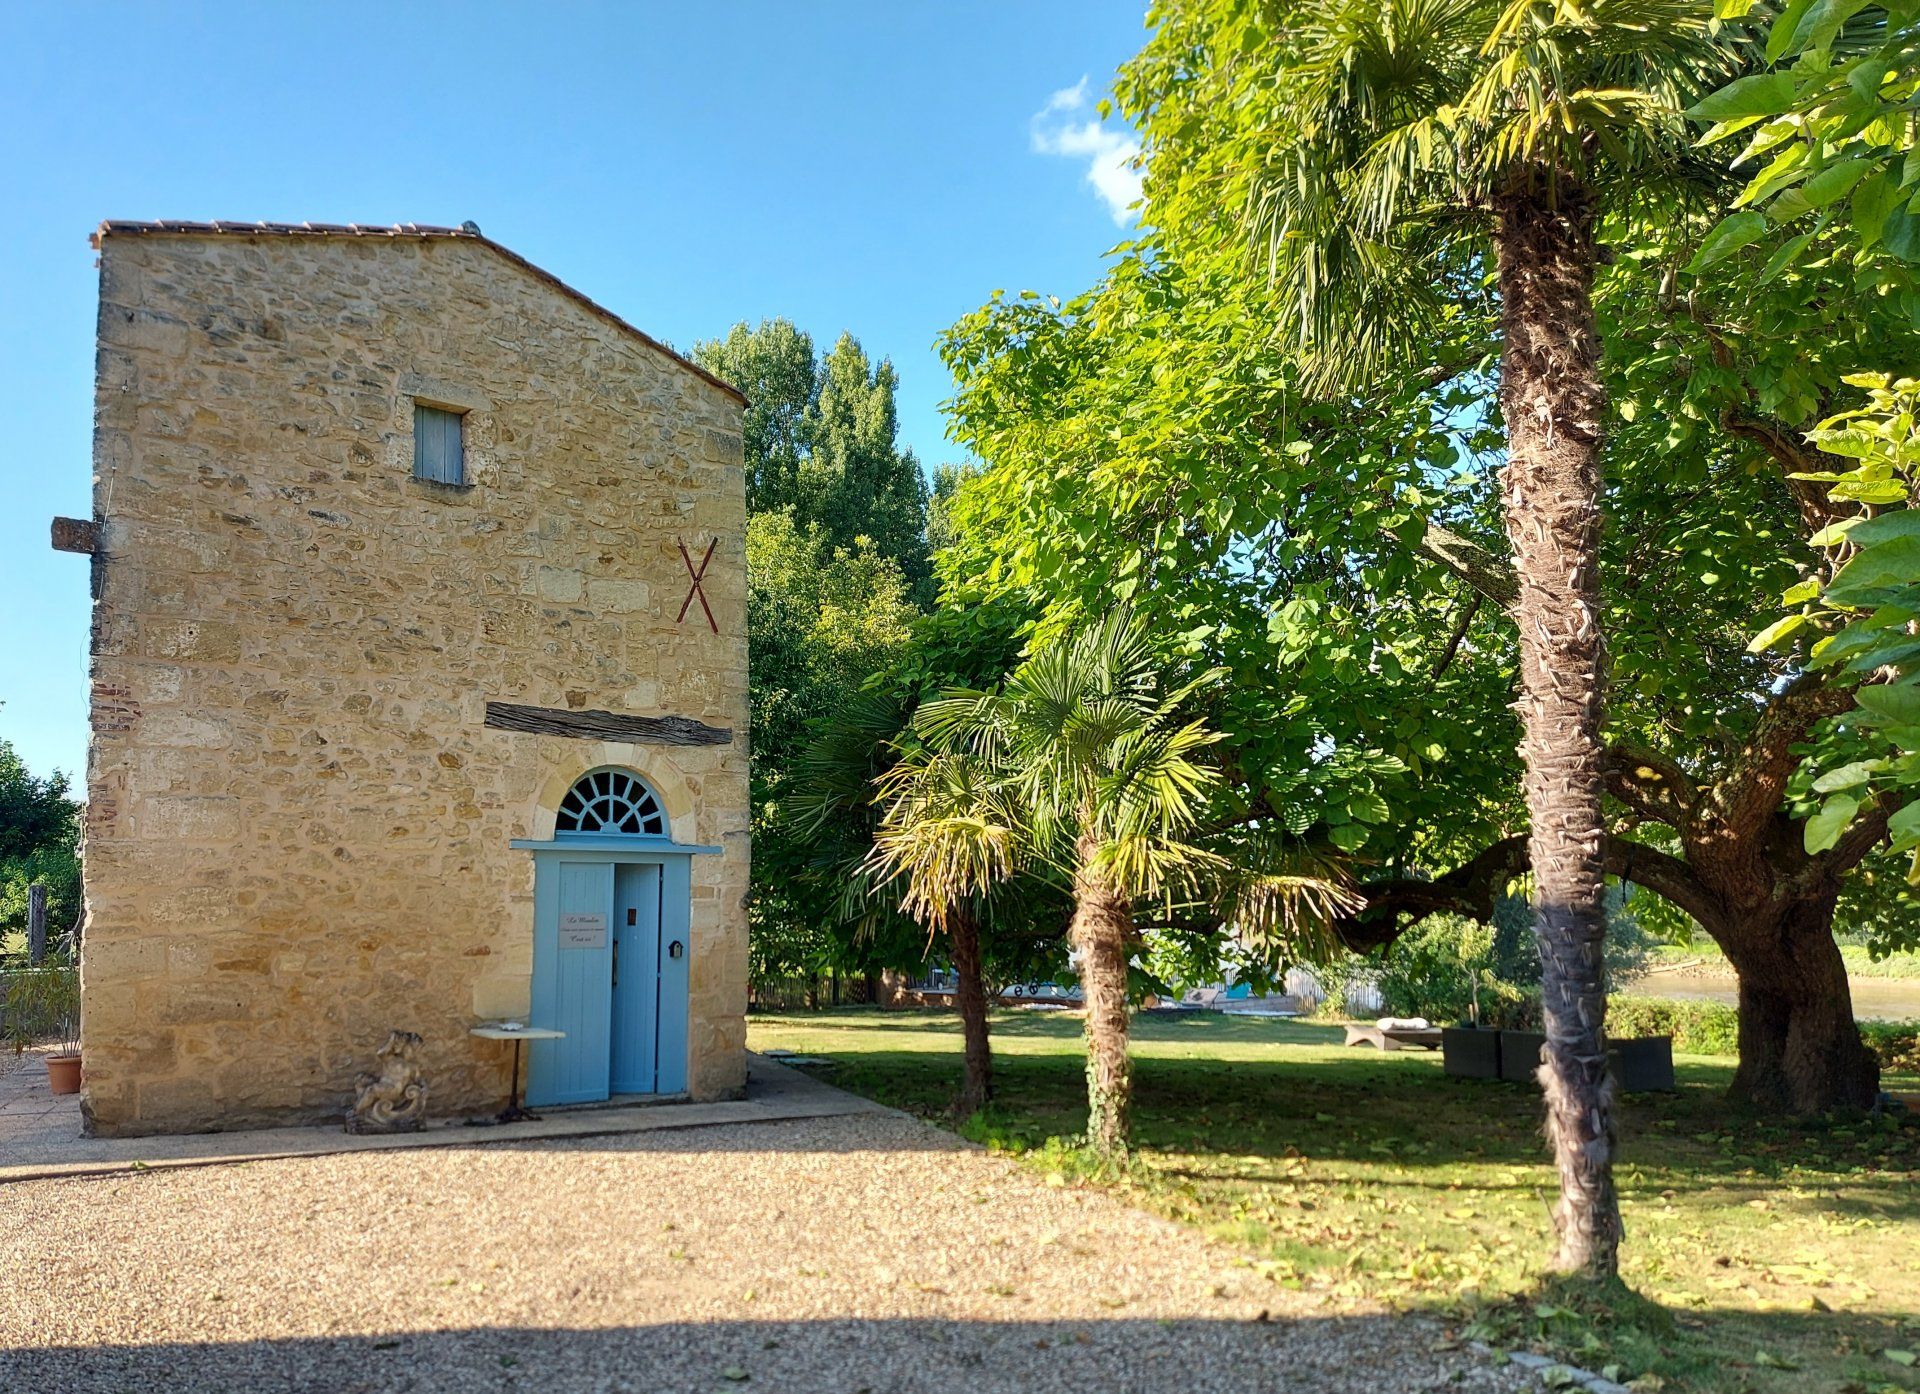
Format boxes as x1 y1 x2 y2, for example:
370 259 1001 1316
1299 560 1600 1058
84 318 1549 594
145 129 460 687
1071 841 1136 1158
1494 186 1621 1280
1721 893 1880 1113
949 904 994 1113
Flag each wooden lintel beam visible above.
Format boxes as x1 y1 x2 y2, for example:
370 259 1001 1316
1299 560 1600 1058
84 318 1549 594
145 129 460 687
483 701 732 747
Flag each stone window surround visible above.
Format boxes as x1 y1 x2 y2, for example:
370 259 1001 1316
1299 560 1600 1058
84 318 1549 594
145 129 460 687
392 372 492 493
528 746 701 846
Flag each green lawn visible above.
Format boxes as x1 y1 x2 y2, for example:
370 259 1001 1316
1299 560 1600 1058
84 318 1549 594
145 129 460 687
750 1007 1920 1393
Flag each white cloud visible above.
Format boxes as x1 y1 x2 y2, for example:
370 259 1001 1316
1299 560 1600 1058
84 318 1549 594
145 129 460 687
1040 76 1091 115
1030 76 1143 227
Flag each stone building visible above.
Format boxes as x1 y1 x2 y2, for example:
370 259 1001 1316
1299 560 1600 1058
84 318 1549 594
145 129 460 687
63 220 750 1137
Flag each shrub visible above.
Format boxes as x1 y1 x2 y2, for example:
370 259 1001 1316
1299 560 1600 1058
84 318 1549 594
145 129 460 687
2 959 79 1053
1859 1020 1920 1077
1596 998 1920 1073
1372 915 1489 1023
1371 893 1658 1026
1605 996 1740 1055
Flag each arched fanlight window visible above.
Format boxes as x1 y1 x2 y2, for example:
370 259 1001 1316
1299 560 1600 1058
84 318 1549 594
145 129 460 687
555 768 667 837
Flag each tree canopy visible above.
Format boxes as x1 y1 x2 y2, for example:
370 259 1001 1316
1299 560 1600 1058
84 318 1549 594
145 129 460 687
935 0 1917 1120
0 738 81 942
695 321 933 601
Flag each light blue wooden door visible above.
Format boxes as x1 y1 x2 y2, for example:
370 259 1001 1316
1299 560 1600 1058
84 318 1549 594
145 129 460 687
656 857 692 1094
526 859 614 1106
610 863 661 1094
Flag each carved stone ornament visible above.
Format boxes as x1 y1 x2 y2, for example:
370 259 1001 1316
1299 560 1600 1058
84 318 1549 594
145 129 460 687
344 1029 430 1134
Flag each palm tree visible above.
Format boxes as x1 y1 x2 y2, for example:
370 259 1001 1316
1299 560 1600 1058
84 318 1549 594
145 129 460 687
889 609 1364 1153
1239 0 1740 1275
793 691 1017 1114
910 610 1233 1156
866 749 1024 1112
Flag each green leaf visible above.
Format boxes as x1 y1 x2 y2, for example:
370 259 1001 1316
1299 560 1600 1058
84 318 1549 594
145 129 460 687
1802 157 1873 209
1826 535 1920 605
1797 0 1872 55
1347 791 1391 824
1767 0 1821 59
1738 144 1811 207
1848 636 1920 672
1848 510 1920 547
1888 801 1920 852
1749 613 1809 652
1805 794 1860 853
1690 71 1799 122
1760 228 1818 280
1857 683 1920 726
1687 211 1770 273
1853 172 1898 248
1713 0 1759 14
1811 760 1877 793
1883 204 1920 262
1328 823 1369 852
1828 478 1913 505
1768 185 1817 224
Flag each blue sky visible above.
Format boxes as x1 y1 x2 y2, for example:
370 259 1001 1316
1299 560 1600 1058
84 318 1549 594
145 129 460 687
0 1 1149 782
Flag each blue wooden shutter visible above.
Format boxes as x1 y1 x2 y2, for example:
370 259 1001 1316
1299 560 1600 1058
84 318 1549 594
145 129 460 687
413 404 464 484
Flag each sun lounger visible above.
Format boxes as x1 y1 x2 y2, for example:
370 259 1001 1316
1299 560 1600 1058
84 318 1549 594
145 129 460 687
1343 1022 1443 1051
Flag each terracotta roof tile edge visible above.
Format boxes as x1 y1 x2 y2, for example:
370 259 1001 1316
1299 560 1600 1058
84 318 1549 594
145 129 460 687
90 219 747 406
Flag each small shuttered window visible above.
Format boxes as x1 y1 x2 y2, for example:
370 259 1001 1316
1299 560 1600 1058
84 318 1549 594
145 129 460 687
412 403 465 485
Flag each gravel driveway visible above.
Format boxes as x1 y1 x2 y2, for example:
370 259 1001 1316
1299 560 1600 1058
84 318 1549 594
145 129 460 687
1 1111 1525 1393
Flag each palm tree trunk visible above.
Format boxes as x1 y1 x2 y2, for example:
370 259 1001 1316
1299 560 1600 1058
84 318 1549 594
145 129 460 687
1493 185 1621 1279
949 904 994 1113
1071 836 1135 1158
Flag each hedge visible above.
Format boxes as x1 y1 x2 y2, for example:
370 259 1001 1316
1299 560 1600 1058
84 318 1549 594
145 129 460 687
1605 997 1740 1055
1860 1019 1920 1076
1490 994 1920 1076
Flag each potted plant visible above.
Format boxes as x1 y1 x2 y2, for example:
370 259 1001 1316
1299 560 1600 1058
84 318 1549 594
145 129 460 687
4 959 82 1093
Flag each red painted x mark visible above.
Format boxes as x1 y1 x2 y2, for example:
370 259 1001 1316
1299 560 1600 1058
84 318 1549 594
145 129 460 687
676 537 719 633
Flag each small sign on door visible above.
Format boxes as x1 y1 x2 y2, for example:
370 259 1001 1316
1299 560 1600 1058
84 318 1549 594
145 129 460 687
560 912 608 949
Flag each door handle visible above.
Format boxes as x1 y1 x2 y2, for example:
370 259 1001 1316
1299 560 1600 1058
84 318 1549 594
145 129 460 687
612 939 619 987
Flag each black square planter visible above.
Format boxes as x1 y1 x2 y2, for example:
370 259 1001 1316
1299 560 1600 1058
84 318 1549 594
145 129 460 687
1443 1027 1502 1079
1499 1030 1547 1083
1608 1035 1676 1092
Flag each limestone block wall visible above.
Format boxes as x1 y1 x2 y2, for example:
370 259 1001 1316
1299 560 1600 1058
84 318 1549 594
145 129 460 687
80 228 749 1137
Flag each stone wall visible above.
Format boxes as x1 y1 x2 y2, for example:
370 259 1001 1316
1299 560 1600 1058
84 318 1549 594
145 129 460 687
80 229 749 1137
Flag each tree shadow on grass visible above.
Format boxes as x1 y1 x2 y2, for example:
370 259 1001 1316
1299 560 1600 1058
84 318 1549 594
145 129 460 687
786 1024 1918 1199
0 1315 1508 1394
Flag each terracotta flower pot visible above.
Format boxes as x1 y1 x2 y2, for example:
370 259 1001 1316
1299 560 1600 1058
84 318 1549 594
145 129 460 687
45 1053 83 1095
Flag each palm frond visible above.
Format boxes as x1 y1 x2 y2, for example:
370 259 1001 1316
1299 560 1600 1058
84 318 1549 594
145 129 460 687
1211 838 1367 968
1246 0 1744 388
866 751 1026 931
787 688 909 836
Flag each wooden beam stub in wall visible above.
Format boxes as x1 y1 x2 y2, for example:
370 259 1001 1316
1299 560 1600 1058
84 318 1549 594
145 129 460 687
483 701 732 747
51 517 101 555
